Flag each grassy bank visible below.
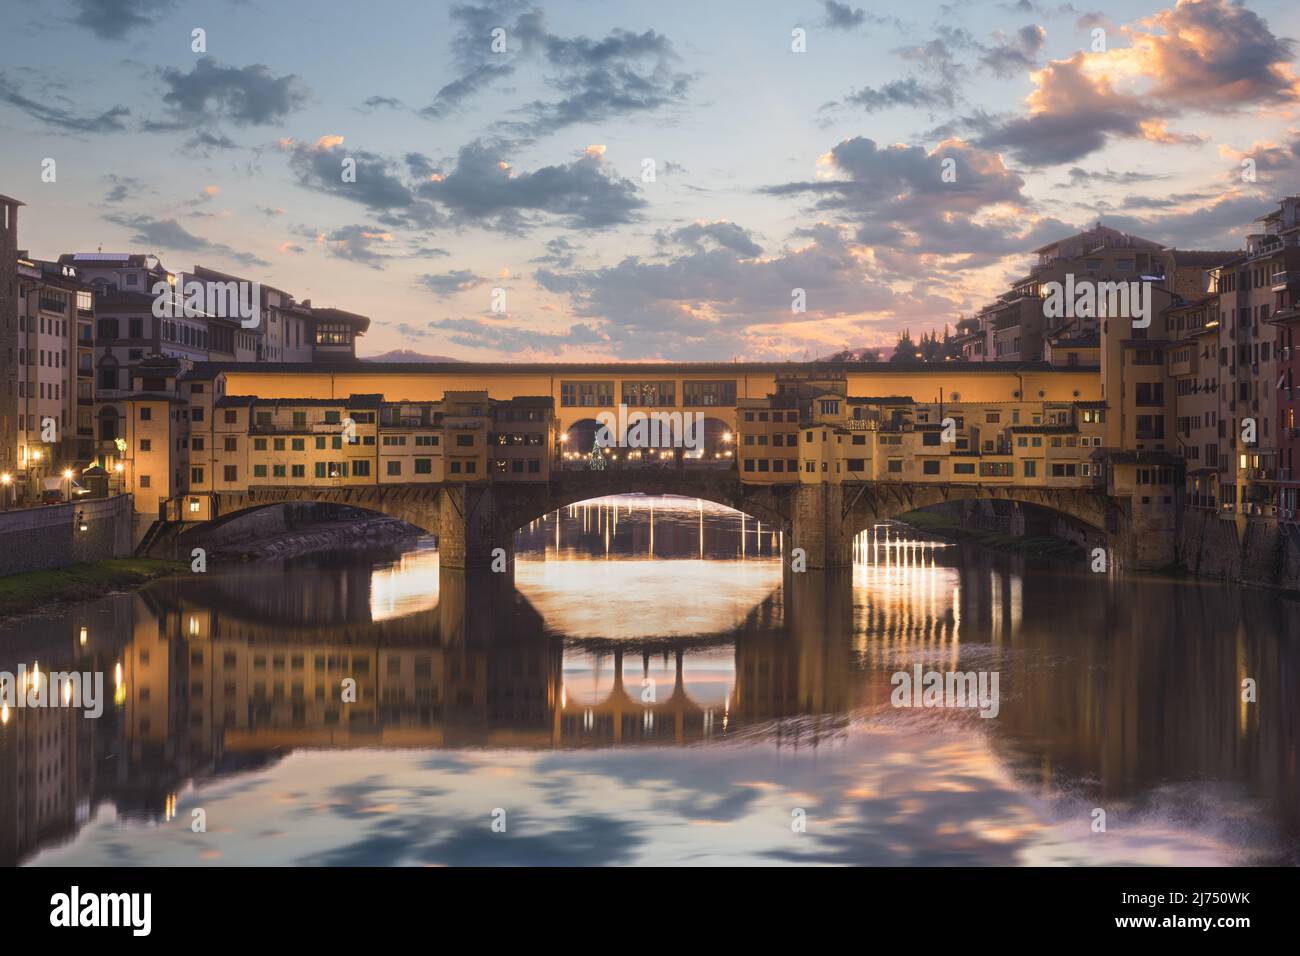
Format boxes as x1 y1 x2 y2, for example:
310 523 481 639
896 510 1085 561
0 558 185 618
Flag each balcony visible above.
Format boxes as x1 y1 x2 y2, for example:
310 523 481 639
1272 270 1300 292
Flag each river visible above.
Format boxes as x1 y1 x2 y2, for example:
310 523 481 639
3 494 1297 866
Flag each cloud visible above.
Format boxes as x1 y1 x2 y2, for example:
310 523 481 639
360 95 404 111
415 140 645 231
0 72 131 133
417 270 490 298
969 54 1148 165
104 213 269 267
184 129 238 153
843 77 955 113
763 136 1034 256
428 316 607 354
156 56 309 126
527 224 961 358
530 236 581 267
101 174 143 203
422 4 693 137
69 0 173 40
659 220 763 257
280 137 442 229
1130 0 1299 109
980 24 1046 77
309 224 397 268
970 0 1299 165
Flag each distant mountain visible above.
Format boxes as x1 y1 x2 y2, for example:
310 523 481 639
362 349 461 363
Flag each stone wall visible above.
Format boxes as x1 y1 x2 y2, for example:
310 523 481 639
1178 507 1300 591
0 495 134 576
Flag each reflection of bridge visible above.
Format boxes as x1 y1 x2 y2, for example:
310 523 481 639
178 470 1133 569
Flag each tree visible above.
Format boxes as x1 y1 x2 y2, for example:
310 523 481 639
890 329 918 363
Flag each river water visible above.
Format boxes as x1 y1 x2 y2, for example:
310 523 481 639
4 494 1297 866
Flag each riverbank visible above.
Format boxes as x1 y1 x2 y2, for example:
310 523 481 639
895 510 1086 561
0 558 185 618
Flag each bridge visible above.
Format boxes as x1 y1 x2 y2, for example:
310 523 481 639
166 469 1135 570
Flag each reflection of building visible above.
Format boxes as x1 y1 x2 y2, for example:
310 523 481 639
0 701 79 866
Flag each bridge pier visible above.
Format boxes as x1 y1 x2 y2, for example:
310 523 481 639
437 484 517 571
787 484 856 569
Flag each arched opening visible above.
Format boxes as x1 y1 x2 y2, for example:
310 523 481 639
514 493 785 641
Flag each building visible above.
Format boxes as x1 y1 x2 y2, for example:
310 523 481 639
0 196 22 491
174 370 556 520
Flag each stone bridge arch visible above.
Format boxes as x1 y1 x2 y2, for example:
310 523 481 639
198 486 445 536
842 482 1119 537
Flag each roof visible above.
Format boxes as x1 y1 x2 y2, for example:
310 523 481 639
496 395 554 407
0 194 27 207
1109 451 1184 466
186 359 1088 376
95 290 160 310
1170 250 1238 267
1008 424 1077 434
219 393 384 408
121 392 187 404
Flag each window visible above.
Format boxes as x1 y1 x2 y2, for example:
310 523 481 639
1023 460 1037 478
139 407 152 421
456 433 474 447
922 460 940 475
253 438 267 451
415 458 432 474
387 461 401 476
253 465 267 478
292 464 305 478
352 460 370 477
887 460 902 473
683 380 737 407
953 462 975 475
223 466 237 482
224 436 237 452
292 438 305 451
140 475 151 488
560 381 614 407
621 381 675 406
273 465 286 478
139 438 151 452
191 467 204 483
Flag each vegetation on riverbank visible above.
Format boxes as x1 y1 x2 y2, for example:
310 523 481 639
0 558 185 618
895 510 1085 561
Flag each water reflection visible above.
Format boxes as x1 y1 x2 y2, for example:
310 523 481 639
3 494 1297 866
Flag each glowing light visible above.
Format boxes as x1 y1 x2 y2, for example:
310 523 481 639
63 468 74 480
79 626 88 646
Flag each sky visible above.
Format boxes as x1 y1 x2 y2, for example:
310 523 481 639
2 0 1299 361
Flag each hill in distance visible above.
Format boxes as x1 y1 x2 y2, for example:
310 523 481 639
362 349 462 363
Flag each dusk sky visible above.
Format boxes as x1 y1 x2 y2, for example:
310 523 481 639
3 0 1299 360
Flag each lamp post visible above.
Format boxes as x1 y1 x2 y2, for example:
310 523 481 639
63 468 74 504
0 473 11 509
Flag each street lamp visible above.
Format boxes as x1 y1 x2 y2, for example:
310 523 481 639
0 473 10 509
63 468 74 503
